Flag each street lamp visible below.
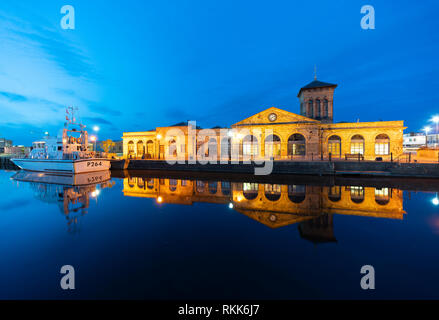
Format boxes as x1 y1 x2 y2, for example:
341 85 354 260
423 126 432 147
430 116 439 147
93 126 100 132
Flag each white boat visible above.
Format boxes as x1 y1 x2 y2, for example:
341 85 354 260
11 107 111 174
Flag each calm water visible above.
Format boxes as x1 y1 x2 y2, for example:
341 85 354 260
1 169 439 299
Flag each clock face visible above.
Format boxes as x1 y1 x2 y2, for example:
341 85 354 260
268 113 277 122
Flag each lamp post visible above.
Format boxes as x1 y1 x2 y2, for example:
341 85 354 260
423 126 432 147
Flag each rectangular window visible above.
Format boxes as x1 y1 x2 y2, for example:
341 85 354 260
375 143 389 155
350 143 364 155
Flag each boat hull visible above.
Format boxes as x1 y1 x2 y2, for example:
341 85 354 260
11 158 111 174
12 170 111 186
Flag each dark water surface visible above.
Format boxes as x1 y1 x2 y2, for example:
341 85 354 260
1 169 439 299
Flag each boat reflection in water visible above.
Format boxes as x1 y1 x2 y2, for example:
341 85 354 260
12 171 114 233
123 176 405 243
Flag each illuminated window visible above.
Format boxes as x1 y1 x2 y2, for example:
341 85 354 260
264 184 281 201
350 186 364 203
328 185 341 202
350 135 364 154
288 134 306 156
264 134 281 158
288 185 306 203
375 134 390 155
375 188 390 205
328 135 341 156
242 135 258 157
243 183 258 200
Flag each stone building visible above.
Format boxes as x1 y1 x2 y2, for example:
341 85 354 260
123 78 405 161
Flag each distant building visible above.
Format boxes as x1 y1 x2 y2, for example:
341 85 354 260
4 146 30 156
403 133 426 149
96 140 123 154
0 138 13 153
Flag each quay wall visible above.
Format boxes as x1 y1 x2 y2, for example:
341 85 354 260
0 156 19 170
110 159 439 178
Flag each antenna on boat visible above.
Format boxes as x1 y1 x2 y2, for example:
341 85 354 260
66 106 79 125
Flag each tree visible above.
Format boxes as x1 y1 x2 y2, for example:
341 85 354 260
100 139 115 153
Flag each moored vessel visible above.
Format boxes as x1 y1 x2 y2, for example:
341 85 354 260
11 107 111 174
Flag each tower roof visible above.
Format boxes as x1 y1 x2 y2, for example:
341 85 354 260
297 80 337 97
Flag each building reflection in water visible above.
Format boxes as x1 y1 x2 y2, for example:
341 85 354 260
123 177 405 243
12 171 114 233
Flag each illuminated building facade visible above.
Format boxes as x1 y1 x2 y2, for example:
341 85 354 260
123 79 405 161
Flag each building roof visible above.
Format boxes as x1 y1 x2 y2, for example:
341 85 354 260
297 79 337 97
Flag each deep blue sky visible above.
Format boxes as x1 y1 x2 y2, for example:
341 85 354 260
0 0 438 145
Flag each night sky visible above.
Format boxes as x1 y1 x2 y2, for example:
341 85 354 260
0 0 438 145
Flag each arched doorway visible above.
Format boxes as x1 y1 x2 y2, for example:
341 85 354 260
288 134 306 157
264 134 281 158
350 135 364 155
328 135 341 157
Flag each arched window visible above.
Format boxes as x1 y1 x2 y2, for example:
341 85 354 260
243 183 258 200
242 135 258 157
264 184 281 201
288 185 306 203
169 179 178 192
137 141 144 156
328 185 341 202
128 177 136 188
264 134 281 158
146 178 154 189
375 188 390 205
128 141 134 153
316 99 321 118
375 134 390 155
350 135 365 155
221 181 231 196
146 140 154 159
328 135 341 157
137 177 145 189
208 181 218 194
288 134 306 156
308 100 314 118
324 99 329 117
350 186 364 203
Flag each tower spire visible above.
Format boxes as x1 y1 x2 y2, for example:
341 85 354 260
314 65 317 80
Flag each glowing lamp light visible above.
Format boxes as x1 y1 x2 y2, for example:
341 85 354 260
90 136 97 142
93 126 100 132
424 126 432 134
157 196 163 203
157 134 162 140
432 197 439 206
44 131 49 135
227 131 234 137
228 203 234 209
431 116 439 124
236 195 243 202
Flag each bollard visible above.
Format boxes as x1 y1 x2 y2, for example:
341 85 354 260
409 153 411 163
391 152 393 162
329 152 332 162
